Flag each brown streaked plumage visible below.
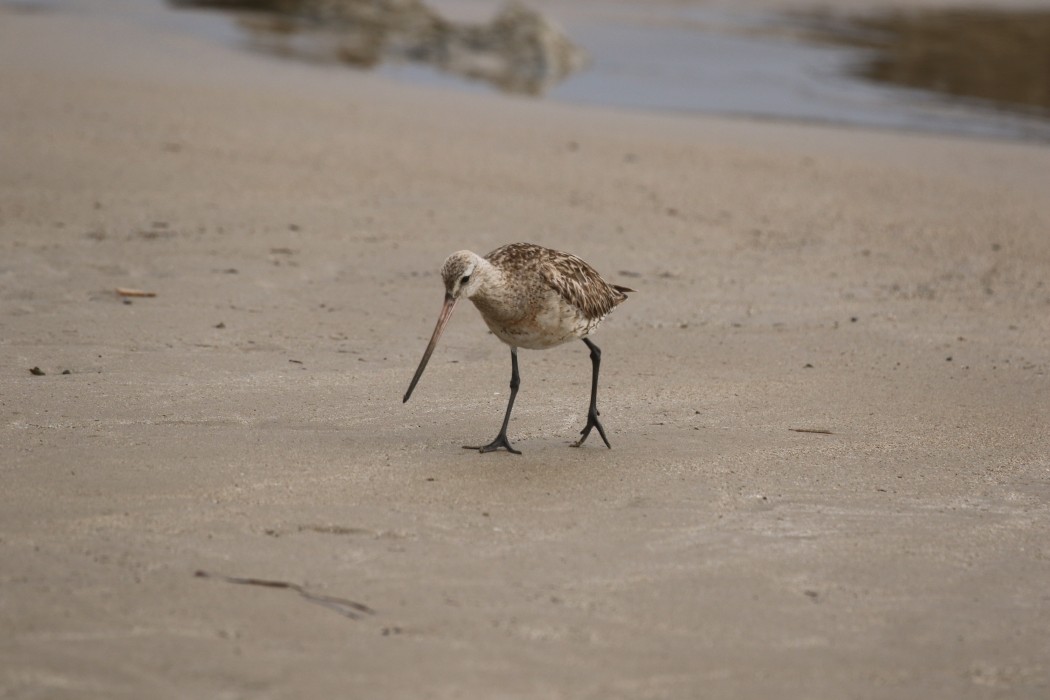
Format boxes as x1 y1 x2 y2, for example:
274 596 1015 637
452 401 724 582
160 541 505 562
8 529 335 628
403 243 633 454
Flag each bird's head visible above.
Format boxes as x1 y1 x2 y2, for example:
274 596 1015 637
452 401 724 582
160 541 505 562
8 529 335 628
403 250 485 403
440 250 484 300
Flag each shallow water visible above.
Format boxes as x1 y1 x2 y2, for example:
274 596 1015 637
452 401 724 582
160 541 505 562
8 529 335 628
806 8 1050 117
542 4 1050 142
17 0 1050 142
194 0 1050 141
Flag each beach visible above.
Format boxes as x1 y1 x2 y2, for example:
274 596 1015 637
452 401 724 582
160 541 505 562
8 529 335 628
2 0 1049 697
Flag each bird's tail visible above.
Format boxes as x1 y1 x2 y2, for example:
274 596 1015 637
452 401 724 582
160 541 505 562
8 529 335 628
612 285 635 294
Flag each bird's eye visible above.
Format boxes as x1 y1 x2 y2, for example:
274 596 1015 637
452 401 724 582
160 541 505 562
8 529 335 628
460 275 471 285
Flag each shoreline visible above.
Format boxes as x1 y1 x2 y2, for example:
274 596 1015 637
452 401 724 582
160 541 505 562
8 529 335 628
155 0 1050 143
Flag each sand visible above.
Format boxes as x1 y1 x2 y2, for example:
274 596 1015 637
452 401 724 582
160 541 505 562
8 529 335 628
2 1 1049 698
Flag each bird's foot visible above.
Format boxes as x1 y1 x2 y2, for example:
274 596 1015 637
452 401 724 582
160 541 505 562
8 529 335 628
463 433 522 455
573 409 611 449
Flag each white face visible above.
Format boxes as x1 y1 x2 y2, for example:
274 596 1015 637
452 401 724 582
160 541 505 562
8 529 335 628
442 252 480 299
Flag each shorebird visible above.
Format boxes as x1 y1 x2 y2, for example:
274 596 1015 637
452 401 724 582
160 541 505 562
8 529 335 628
403 242 633 454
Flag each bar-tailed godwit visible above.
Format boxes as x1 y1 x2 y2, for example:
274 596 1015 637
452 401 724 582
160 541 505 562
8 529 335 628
403 242 633 454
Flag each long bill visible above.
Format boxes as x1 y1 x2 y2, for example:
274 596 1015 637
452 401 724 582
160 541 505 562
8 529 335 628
403 293 459 403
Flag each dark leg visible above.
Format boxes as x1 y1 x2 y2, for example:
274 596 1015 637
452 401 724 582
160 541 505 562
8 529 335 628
464 347 522 455
573 338 612 448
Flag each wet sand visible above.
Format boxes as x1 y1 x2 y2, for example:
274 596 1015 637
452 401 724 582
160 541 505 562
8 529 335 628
2 0 1049 698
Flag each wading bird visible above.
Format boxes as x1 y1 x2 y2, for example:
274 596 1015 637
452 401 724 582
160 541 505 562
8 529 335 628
403 242 633 454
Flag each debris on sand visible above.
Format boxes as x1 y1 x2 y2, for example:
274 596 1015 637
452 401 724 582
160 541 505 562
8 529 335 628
116 287 157 298
195 570 376 620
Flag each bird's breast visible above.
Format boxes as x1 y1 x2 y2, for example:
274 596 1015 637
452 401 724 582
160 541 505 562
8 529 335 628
471 288 601 350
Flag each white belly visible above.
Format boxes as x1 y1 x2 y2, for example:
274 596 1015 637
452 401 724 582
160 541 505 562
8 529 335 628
476 294 602 350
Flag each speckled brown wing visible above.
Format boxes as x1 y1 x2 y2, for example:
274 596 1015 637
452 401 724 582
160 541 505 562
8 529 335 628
485 242 546 273
543 254 629 319
487 244 623 320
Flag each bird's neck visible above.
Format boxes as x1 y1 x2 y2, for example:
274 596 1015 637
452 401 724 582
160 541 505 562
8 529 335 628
469 260 523 322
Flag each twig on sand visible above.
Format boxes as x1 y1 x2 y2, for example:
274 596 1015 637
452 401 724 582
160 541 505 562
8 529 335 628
115 287 156 297
789 427 833 434
194 570 376 620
